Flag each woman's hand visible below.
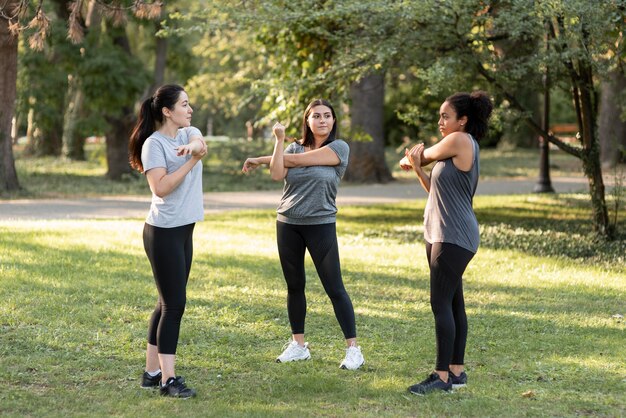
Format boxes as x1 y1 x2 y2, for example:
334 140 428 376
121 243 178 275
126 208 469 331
406 143 424 170
242 157 261 174
399 154 412 171
273 122 286 141
176 139 207 159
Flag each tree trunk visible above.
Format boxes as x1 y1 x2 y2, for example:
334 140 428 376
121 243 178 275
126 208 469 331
105 111 134 180
0 1 21 192
344 73 392 183
61 74 86 160
598 69 626 168
61 0 100 161
577 60 611 237
105 27 134 180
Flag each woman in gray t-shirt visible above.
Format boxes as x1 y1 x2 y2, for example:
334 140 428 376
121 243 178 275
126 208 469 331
128 84 207 398
242 99 364 371
400 91 493 395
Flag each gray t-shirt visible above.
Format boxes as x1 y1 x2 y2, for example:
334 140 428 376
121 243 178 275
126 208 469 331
141 126 204 228
276 140 350 225
424 135 480 253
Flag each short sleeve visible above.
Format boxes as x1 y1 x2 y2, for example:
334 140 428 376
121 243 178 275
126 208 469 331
328 140 350 167
141 137 167 173
184 126 203 144
285 142 301 154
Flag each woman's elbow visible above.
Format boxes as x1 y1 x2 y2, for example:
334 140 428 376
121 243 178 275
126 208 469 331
270 172 285 181
151 186 170 198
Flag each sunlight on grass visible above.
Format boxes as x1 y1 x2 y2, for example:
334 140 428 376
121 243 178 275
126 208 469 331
1 196 625 417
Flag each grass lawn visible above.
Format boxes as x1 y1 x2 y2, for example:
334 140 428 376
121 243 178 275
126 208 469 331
1 195 624 417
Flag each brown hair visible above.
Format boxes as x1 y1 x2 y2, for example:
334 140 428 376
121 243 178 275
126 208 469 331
128 84 185 172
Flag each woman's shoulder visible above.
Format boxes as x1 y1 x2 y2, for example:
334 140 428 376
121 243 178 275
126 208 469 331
329 139 350 153
180 126 202 137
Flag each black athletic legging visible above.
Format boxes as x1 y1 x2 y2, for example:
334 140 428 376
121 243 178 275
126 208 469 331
426 241 474 371
276 221 356 339
143 222 195 355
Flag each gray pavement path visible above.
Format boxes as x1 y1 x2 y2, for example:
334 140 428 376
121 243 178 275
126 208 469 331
0 176 596 220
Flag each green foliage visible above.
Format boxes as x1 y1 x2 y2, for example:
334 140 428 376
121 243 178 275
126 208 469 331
16 15 81 144
1 197 624 416
76 25 150 135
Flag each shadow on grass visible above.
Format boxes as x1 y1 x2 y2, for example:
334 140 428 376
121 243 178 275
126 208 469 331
2 215 625 416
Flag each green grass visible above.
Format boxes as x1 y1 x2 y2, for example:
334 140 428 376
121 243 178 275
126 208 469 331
1 195 625 417
9 142 591 199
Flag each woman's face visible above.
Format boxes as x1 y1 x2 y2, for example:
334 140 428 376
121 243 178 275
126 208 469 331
438 101 466 138
164 91 193 128
307 105 335 139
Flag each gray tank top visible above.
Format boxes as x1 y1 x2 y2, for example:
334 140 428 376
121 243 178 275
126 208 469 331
424 135 480 253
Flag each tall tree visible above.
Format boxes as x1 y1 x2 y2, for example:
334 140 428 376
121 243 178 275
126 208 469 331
316 0 624 238
1 0 160 191
182 1 395 180
0 0 22 192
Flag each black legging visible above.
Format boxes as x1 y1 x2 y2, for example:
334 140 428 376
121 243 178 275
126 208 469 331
276 221 356 339
426 241 474 371
143 222 195 355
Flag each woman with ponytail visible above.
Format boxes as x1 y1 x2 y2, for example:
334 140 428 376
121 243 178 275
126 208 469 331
129 84 207 398
400 91 493 395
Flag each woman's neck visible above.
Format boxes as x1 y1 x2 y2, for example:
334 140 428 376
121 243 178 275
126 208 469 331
158 122 179 139
311 135 328 149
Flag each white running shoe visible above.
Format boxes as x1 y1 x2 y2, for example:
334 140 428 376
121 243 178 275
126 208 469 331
276 341 311 363
340 344 364 370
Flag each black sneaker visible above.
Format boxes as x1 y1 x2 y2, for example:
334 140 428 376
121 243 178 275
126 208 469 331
408 372 452 395
160 376 196 399
140 371 162 389
450 371 467 389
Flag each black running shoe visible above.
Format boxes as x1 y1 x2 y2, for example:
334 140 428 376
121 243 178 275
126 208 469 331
408 372 452 395
450 371 467 389
140 371 162 389
160 376 196 399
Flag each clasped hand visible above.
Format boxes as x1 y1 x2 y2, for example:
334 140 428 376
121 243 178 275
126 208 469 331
399 143 424 171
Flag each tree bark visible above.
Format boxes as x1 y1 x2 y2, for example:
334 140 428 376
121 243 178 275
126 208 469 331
105 27 134 180
0 0 21 192
344 73 393 183
105 111 134 180
61 74 86 160
598 69 626 168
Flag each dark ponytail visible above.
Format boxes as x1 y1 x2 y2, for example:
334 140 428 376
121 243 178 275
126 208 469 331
445 91 493 140
129 84 185 172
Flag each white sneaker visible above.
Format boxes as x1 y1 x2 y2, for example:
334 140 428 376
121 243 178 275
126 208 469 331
340 344 364 370
276 341 311 363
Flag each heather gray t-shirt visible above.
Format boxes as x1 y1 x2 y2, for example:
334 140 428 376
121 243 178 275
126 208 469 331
424 135 480 253
141 126 204 228
276 140 350 225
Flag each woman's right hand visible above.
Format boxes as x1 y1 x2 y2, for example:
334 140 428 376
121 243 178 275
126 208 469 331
406 143 424 169
273 122 286 141
242 157 260 174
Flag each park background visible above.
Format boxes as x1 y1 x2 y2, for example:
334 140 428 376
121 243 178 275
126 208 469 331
1 1 625 417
